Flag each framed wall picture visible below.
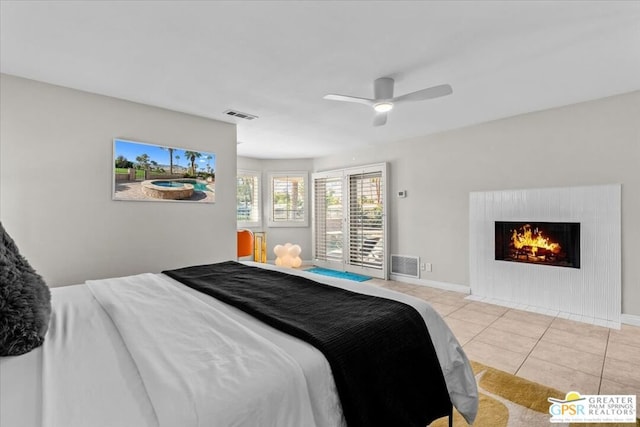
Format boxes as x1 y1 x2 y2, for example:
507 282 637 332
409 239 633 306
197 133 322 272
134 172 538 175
113 138 216 203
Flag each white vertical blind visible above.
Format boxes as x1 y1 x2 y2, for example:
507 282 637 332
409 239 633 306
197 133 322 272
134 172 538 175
237 171 260 226
268 172 308 227
313 174 343 264
348 171 384 270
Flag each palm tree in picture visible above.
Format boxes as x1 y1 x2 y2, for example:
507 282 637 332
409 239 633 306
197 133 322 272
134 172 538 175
184 151 202 176
162 147 175 174
206 155 213 174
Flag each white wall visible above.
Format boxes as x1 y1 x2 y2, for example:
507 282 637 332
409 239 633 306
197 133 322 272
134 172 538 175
0 74 238 286
237 156 314 262
314 91 640 317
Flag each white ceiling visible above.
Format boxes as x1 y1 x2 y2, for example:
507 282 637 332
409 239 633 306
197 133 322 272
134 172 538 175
2 1 639 159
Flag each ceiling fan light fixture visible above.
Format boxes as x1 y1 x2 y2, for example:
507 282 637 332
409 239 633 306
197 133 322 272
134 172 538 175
373 102 394 113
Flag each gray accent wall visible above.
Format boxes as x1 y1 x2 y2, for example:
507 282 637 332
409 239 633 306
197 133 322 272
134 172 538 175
1 74 238 286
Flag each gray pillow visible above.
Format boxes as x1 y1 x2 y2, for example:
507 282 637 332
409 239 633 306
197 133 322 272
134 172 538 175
0 222 51 356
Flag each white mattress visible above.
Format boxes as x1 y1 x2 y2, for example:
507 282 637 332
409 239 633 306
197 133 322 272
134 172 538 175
0 262 477 427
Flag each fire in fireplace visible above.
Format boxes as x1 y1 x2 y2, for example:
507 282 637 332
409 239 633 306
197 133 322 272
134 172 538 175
495 221 580 268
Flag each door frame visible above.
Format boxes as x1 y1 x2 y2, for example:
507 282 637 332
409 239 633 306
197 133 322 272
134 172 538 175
312 163 388 279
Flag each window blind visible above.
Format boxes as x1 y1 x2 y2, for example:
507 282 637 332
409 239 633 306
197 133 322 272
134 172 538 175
348 171 384 270
237 172 260 224
271 175 306 222
314 175 343 263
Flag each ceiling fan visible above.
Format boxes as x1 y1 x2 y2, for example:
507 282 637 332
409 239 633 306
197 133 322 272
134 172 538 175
323 77 453 126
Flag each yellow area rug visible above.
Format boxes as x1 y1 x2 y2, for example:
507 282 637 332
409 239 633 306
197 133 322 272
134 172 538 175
430 361 639 427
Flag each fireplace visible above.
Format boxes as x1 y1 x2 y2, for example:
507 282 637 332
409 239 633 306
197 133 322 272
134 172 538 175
495 221 580 269
472 186 620 325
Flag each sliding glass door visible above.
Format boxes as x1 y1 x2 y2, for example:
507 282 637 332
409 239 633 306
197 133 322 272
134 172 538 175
313 163 387 279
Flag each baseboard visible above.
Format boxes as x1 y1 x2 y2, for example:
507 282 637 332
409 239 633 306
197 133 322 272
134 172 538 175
621 313 640 327
388 274 470 294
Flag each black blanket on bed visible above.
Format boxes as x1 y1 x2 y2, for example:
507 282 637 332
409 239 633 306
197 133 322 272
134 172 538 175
163 261 451 427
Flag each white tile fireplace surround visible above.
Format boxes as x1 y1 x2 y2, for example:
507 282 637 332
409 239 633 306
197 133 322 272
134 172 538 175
469 185 621 328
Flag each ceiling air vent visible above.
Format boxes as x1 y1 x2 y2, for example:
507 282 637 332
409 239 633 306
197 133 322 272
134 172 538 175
390 254 420 278
223 109 258 121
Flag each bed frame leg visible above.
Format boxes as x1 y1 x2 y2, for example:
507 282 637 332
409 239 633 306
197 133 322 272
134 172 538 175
448 404 453 427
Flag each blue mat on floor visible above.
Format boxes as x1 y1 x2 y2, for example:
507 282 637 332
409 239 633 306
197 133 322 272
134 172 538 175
305 267 371 282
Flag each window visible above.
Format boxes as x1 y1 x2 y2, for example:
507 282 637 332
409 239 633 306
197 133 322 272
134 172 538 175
237 170 261 227
268 172 308 227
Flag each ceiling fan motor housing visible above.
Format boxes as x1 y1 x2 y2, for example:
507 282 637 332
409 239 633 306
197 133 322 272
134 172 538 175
374 77 394 100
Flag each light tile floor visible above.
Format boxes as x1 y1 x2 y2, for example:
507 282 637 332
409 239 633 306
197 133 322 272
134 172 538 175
370 279 640 412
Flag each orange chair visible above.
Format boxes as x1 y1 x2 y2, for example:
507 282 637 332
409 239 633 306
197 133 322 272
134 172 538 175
237 229 254 259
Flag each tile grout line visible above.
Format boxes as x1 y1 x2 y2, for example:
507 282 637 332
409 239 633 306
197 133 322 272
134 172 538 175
452 306 510 360
597 329 611 394
513 316 556 377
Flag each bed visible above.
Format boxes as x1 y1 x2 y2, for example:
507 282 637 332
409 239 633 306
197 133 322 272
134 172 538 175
0 261 478 427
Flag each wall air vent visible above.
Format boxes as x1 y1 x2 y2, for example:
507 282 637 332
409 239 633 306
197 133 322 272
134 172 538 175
390 254 420 278
223 109 258 120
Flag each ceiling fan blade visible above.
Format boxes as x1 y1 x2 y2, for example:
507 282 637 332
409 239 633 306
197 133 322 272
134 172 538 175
392 84 453 103
323 94 375 106
373 112 388 126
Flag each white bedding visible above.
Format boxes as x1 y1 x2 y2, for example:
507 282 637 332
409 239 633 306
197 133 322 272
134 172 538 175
87 273 318 427
0 262 477 427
